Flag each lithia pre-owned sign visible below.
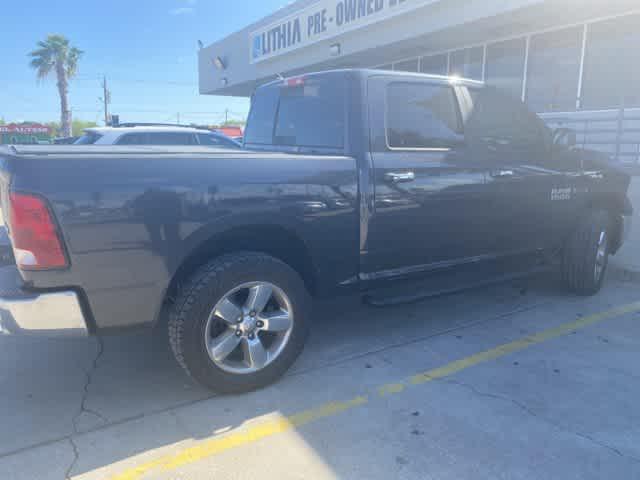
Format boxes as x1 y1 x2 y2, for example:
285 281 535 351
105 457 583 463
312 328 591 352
250 0 441 63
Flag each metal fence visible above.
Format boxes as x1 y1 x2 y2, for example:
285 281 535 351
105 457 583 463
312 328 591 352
540 108 640 167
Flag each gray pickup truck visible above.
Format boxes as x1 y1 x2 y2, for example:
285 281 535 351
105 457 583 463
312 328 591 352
0 69 632 392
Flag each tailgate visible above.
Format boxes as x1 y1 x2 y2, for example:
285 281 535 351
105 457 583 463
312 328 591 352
0 226 13 266
0 153 14 266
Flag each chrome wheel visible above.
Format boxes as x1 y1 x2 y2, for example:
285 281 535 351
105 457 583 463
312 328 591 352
594 230 608 282
205 282 294 374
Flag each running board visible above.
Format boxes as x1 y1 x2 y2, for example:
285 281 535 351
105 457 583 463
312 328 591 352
363 266 550 308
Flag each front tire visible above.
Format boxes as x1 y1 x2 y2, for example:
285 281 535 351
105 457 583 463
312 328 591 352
562 210 612 296
169 252 311 393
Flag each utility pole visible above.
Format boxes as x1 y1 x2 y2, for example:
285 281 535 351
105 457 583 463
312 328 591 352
177 112 181 125
102 76 111 125
225 109 229 124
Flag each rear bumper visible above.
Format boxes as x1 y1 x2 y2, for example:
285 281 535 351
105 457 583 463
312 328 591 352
0 266 88 336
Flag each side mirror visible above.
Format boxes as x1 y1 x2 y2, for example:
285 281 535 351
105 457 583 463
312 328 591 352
553 127 576 148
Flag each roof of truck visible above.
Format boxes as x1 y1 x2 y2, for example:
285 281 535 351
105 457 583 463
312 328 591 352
259 68 485 89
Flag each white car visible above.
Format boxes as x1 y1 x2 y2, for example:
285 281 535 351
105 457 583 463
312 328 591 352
74 125 242 149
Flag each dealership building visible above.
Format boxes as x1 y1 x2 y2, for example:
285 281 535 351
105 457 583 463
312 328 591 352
200 0 640 163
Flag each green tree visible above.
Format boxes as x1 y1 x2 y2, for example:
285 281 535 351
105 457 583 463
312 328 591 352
45 121 61 137
0 118 5 125
28 35 83 138
220 119 246 127
72 119 97 137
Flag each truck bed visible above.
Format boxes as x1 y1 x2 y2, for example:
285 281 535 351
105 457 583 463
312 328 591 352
0 144 360 332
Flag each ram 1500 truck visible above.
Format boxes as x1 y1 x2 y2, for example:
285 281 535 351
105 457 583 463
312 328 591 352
0 70 632 392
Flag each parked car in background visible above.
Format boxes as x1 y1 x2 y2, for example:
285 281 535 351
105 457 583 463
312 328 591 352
74 125 242 148
53 136 80 145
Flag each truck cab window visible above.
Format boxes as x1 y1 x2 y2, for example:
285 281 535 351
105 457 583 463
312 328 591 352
245 73 346 149
274 78 345 148
386 83 462 149
245 88 279 145
465 87 550 150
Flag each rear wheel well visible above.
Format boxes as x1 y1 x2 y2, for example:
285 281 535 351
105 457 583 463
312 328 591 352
164 225 317 307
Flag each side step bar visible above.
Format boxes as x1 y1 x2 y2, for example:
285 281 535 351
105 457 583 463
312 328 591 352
363 266 550 308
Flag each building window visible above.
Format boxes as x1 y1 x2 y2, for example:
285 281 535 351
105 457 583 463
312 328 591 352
485 37 527 100
582 13 640 110
386 82 462 149
526 27 583 112
420 54 448 76
394 58 419 73
527 27 583 112
449 47 483 80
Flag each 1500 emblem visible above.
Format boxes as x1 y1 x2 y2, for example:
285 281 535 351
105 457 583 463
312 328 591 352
551 187 573 201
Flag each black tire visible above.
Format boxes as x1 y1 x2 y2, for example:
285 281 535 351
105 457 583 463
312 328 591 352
562 210 612 296
169 252 311 393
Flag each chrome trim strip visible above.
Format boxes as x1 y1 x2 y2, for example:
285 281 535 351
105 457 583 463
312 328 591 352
0 290 88 336
360 252 503 282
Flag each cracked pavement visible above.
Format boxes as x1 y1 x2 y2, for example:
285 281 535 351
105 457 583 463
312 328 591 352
1 274 640 479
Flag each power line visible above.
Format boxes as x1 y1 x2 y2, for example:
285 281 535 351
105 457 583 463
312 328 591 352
72 77 196 87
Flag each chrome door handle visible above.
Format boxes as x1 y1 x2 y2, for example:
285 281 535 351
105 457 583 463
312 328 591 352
491 170 514 178
385 172 416 184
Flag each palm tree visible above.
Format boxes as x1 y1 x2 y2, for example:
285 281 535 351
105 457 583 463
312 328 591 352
29 35 83 138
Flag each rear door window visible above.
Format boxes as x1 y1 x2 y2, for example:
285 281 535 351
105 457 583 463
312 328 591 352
197 133 241 149
116 132 197 145
116 133 148 145
245 73 346 149
464 87 548 148
386 83 463 149
147 133 196 145
74 132 103 144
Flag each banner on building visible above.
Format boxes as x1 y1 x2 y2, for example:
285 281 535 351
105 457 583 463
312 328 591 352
250 0 441 64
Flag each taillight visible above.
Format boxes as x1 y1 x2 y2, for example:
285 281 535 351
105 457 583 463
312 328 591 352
285 76 305 87
8 192 68 270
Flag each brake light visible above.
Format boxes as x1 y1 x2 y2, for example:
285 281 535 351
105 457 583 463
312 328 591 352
285 76 305 87
9 192 68 270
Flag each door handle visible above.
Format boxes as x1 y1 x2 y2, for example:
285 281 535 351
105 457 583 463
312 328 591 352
491 170 514 179
385 172 416 184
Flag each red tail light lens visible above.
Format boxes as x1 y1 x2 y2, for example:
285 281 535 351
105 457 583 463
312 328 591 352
9 192 68 270
285 76 305 87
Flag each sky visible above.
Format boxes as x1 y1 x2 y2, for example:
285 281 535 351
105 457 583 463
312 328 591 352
0 0 290 126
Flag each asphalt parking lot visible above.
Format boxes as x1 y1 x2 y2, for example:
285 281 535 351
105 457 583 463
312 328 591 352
0 179 639 480
1 271 640 480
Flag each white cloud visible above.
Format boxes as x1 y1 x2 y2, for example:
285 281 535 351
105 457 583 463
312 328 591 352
169 6 194 15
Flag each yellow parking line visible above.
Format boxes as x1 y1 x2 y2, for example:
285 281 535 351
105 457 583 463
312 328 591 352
108 301 640 480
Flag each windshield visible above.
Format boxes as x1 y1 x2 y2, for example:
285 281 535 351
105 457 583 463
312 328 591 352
74 131 103 145
245 73 346 149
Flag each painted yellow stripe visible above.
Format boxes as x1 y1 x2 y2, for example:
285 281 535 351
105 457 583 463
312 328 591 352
107 301 640 480
108 396 368 480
